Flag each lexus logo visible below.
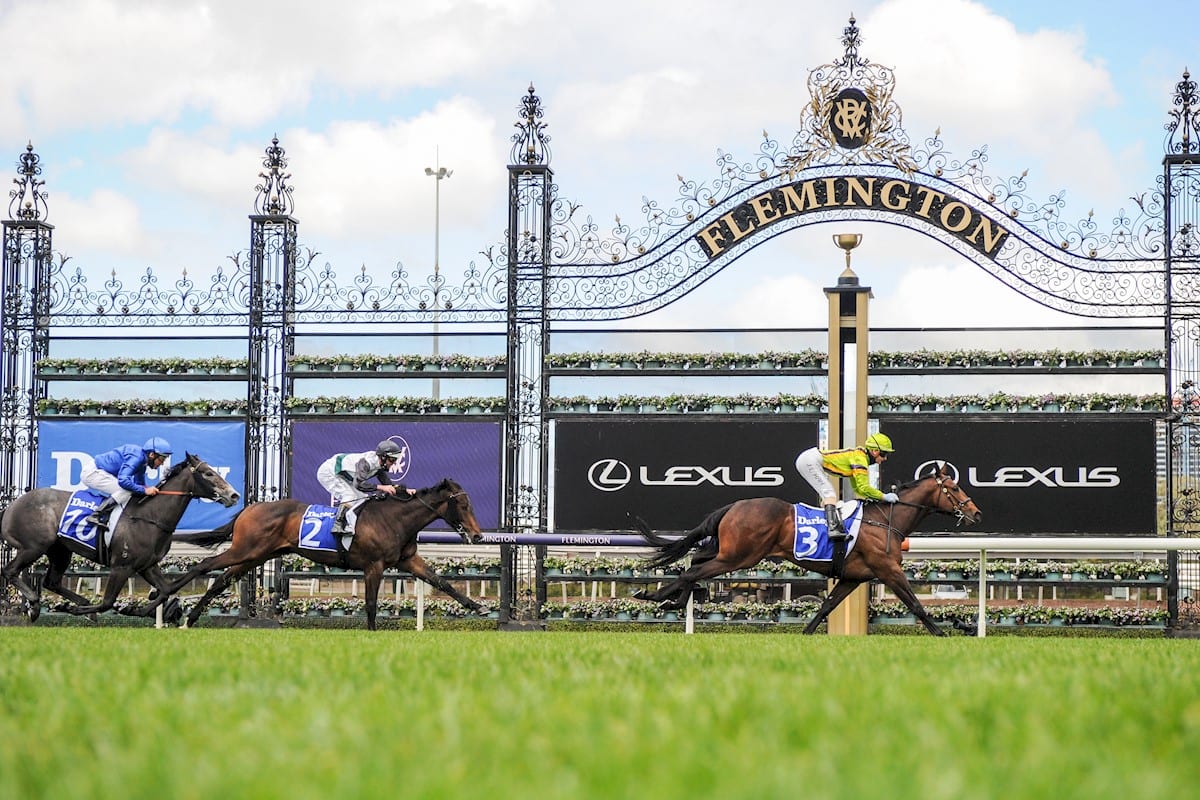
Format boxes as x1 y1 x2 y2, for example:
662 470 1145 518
915 460 959 482
588 459 632 492
914 460 1121 488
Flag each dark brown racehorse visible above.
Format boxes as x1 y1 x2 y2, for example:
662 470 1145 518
162 478 485 630
0 454 240 622
632 462 983 636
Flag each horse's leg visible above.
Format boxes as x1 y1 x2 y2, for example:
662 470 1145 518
159 552 233 596
652 553 761 611
0 546 49 618
130 565 183 624
802 578 864 634
401 554 483 614
39 546 94 609
182 562 258 628
633 548 718 606
873 566 946 636
362 562 384 632
66 566 137 616
161 534 278 597
633 576 693 606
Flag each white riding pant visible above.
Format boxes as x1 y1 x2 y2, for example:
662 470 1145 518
81 468 133 506
794 447 838 505
81 468 133 535
316 462 369 525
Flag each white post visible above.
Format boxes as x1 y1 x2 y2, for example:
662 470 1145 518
416 580 425 631
977 549 987 638
685 592 695 635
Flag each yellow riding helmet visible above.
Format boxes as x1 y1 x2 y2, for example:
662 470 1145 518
864 432 894 453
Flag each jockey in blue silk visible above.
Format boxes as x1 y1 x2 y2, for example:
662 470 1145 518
794 432 899 542
82 437 173 529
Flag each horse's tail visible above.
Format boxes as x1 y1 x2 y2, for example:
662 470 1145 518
172 512 242 548
633 504 733 570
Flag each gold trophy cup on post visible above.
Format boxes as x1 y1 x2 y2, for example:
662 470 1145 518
833 233 863 280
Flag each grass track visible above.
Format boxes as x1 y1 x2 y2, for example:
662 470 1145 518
1 629 1197 799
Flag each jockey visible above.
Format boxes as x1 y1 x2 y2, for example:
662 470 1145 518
316 439 416 536
82 437 173 529
794 431 899 542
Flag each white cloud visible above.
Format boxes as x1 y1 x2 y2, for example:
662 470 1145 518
50 189 148 259
0 0 1176 333
866 0 1125 205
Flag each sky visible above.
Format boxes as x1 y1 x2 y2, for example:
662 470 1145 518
4 0 1192 357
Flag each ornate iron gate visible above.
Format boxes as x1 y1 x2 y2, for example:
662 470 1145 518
3 17 1197 629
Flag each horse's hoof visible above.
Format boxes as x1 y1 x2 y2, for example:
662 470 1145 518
164 598 183 625
26 602 40 623
631 589 648 600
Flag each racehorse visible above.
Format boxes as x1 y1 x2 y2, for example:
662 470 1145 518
631 462 983 636
0 453 241 622
161 478 486 630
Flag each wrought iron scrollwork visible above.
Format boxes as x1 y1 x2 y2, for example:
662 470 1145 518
511 84 551 167
254 136 294 217
1166 70 1200 155
8 143 48 222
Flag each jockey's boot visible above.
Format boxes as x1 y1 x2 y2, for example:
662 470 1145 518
824 503 847 542
84 496 118 529
332 506 351 537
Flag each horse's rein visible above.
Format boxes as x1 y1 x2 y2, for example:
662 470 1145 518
412 490 468 534
890 476 975 525
138 463 218 501
865 476 976 551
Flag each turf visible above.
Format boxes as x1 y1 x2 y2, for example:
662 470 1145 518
0 630 1196 799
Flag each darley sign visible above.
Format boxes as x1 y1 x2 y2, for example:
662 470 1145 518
695 175 1011 261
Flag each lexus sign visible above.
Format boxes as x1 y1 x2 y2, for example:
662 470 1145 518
554 418 818 531
553 417 1156 535
887 418 1155 534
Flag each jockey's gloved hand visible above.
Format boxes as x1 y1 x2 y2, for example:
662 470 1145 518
881 492 900 503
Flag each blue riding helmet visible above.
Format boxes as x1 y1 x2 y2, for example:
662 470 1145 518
143 436 173 455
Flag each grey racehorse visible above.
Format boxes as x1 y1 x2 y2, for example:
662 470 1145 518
0 453 240 622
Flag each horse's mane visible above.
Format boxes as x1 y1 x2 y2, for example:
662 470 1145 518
892 464 946 492
892 475 928 491
415 478 454 497
158 459 190 483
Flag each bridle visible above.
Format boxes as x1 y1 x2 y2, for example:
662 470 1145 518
413 489 471 536
142 461 223 502
126 461 215 532
889 474 976 526
863 474 976 548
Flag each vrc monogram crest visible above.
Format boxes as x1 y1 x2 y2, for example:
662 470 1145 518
829 87 872 149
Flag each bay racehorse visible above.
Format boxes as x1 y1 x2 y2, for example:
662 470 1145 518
0 453 241 622
631 462 982 635
162 478 485 630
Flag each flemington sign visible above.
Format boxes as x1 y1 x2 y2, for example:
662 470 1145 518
694 176 1011 261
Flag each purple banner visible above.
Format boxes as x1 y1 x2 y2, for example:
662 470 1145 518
290 421 502 529
418 531 654 546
